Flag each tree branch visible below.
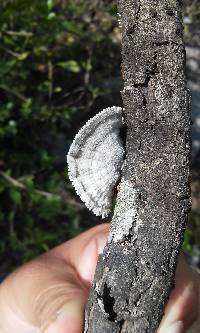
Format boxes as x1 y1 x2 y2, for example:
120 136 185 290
0 84 26 102
0 171 84 210
85 1 191 332
3 30 33 37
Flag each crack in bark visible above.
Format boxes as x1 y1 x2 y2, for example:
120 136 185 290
154 41 178 46
102 283 117 321
131 50 158 88
133 283 152 308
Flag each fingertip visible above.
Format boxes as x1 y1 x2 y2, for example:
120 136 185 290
65 224 109 287
158 320 184 333
44 302 84 333
158 257 199 333
76 230 108 285
45 318 80 333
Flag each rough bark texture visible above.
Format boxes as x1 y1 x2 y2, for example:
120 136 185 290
85 1 191 332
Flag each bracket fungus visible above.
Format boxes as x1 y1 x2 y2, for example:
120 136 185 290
67 106 125 218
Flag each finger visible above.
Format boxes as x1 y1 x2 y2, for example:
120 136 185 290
157 255 199 333
0 257 87 333
0 224 109 333
52 223 110 287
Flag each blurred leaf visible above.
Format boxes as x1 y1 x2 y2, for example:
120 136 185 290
23 176 34 192
61 20 82 34
39 149 51 164
48 12 56 20
9 189 22 206
17 52 30 61
57 60 81 73
20 98 32 116
47 0 54 11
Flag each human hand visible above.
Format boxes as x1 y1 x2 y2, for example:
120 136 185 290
0 224 199 333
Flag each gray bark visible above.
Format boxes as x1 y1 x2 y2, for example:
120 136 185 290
84 1 191 332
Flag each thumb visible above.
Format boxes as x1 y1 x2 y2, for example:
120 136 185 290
40 264 86 333
0 224 109 333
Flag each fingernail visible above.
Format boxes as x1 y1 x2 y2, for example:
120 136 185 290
163 320 184 333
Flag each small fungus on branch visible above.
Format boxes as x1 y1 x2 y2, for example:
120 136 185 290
67 106 125 218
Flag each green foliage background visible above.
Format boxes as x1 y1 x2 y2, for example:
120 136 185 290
0 0 200 271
